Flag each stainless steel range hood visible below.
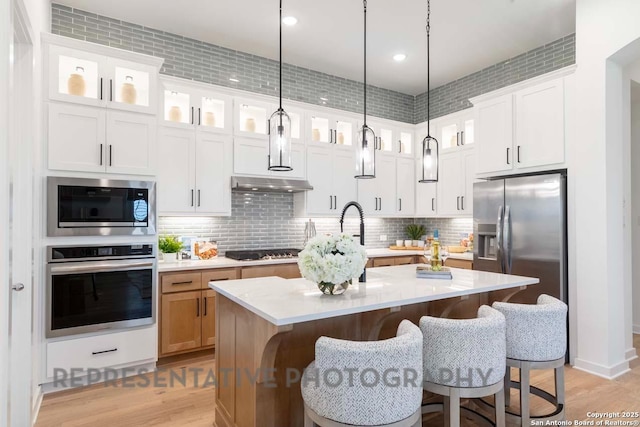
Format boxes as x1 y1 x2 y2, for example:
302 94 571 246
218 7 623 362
230 176 313 193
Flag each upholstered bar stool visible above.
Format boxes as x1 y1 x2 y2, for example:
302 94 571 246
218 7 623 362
420 306 507 427
301 320 423 427
492 294 568 427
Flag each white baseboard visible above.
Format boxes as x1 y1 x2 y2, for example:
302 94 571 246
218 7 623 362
626 347 638 362
633 324 640 335
31 386 43 426
573 358 630 380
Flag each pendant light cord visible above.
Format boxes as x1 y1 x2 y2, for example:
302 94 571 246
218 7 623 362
279 0 283 112
426 0 431 137
363 0 367 126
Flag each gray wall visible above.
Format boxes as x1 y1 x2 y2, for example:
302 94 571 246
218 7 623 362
414 34 576 123
158 193 472 254
50 3 414 123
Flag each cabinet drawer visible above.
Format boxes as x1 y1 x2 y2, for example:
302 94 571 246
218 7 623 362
372 257 395 267
393 256 416 266
46 327 156 378
161 272 202 293
444 258 473 270
201 268 239 289
241 263 301 279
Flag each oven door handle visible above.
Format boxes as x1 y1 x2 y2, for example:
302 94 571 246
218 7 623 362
49 259 155 275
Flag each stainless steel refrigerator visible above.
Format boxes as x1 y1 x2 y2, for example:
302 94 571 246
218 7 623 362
473 173 567 304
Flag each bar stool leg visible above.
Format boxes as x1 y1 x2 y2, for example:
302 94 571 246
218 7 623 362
304 409 315 427
495 387 506 427
443 396 451 427
504 367 511 407
520 362 531 427
555 365 565 409
449 389 461 427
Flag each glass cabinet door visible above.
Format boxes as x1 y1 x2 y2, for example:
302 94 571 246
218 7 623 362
107 58 157 114
440 122 460 150
378 127 394 153
462 118 474 146
48 45 105 107
235 99 270 138
197 92 232 134
335 120 354 147
163 89 192 127
398 130 413 156
309 114 332 144
282 104 304 143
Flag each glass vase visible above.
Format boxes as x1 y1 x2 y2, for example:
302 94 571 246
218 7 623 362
317 280 350 295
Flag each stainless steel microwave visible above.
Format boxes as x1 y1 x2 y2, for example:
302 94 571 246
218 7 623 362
47 177 156 237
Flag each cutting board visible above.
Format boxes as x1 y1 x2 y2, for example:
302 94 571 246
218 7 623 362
389 245 424 251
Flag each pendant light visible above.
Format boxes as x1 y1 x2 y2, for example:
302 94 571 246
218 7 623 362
355 0 376 179
268 0 293 172
419 0 439 183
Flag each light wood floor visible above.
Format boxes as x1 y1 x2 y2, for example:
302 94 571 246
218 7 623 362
36 336 640 427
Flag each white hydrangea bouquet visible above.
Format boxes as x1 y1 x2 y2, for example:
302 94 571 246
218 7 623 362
297 233 368 295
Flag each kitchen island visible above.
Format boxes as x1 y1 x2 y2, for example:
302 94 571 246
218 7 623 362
210 264 539 427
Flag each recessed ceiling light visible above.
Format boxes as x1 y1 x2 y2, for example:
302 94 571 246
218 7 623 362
229 77 240 82
393 53 407 62
282 16 298 26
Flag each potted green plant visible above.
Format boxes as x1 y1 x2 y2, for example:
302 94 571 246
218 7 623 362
405 224 426 247
159 235 183 262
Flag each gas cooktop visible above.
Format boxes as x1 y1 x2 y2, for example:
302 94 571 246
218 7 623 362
224 248 301 261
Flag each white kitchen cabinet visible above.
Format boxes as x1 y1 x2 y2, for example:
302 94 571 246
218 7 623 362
415 180 437 216
161 79 233 135
397 128 415 157
105 111 156 175
514 79 565 168
234 98 271 139
475 94 513 175
368 121 395 154
308 111 357 149
233 137 305 179
47 40 160 115
294 145 357 217
157 127 232 215
396 157 415 216
437 110 474 152
436 149 475 217
357 155 396 217
48 103 156 175
48 103 106 173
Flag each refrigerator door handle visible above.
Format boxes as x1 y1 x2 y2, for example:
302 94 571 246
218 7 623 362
504 205 512 274
497 205 504 273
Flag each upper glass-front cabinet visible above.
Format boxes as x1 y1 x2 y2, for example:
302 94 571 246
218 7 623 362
437 110 474 151
234 98 271 138
308 112 355 148
48 43 159 114
398 130 413 156
161 80 232 134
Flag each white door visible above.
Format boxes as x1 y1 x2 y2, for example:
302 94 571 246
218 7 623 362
306 146 334 215
377 156 397 216
234 98 271 139
475 94 514 174
157 127 196 214
416 180 438 216
332 149 357 211
396 157 415 215
233 136 269 176
437 152 463 216
461 150 477 215
106 111 156 175
515 79 565 169
47 102 106 173
196 133 232 215
105 57 158 114
195 90 233 135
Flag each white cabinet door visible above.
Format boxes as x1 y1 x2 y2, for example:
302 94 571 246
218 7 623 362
48 103 106 173
105 57 158 115
396 157 415 216
305 146 334 215
195 90 233 135
437 152 463 216
234 98 271 139
461 150 476 215
416 180 437 216
356 175 377 216
515 79 565 169
48 45 107 108
157 127 196 214
195 133 232 215
332 149 357 211
377 156 397 216
106 111 156 175
475 94 513 175
233 137 268 175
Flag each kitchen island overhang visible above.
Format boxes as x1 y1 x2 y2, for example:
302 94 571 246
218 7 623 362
210 264 539 427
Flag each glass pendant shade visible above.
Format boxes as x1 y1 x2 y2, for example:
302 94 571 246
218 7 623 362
355 124 376 179
419 135 439 182
268 108 292 171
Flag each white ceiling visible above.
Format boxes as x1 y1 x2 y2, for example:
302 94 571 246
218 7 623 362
55 0 576 95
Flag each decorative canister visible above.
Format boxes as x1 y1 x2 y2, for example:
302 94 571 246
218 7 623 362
121 75 137 104
204 111 216 127
245 117 256 132
312 128 321 142
337 132 345 144
168 106 182 123
380 139 386 151
67 66 86 96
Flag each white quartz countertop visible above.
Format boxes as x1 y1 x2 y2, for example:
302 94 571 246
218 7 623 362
158 248 473 272
209 264 538 326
